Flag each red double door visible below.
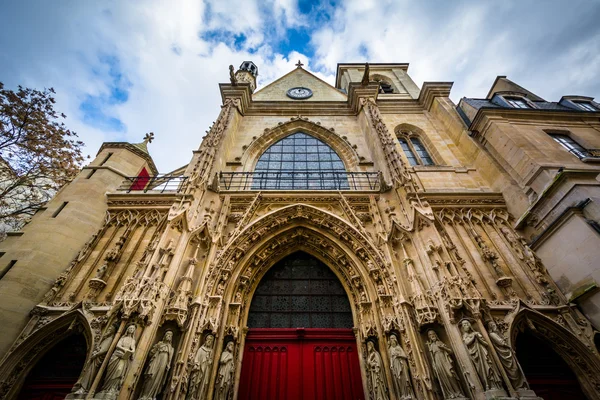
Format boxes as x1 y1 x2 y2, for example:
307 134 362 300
238 328 365 400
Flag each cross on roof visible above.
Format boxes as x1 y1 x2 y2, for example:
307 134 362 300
295 60 304 68
143 132 155 144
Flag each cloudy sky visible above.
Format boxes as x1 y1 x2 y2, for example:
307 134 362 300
1 1 599 172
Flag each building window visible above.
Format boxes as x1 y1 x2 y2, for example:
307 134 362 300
574 101 598 111
505 97 531 109
247 252 353 328
398 134 434 166
379 81 394 94
253 132 348 190
550 134 588 159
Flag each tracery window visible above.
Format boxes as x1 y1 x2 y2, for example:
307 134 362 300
397 132 434 166
248 252 353 329
252 132 349 190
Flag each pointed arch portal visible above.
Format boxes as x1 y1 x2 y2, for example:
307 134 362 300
238 252 365 400
17 334 87 399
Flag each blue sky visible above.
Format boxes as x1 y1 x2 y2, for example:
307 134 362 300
1 0 599 172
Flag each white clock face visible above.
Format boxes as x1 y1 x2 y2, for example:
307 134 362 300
287 87 313 99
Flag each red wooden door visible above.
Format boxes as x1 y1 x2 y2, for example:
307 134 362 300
239 328 364 400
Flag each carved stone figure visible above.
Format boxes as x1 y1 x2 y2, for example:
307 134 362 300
139 330 175 400
72 325 116 394
98 324 136 397
187 334 214 400
366 341 389 400
487 321 528 389
460 320 502 391
388 334 415 399
95 262 109 280
426 330 465 399
500 226 524 259
214 341 235 400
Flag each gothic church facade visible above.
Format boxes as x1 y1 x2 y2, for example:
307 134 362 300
0 61 599 400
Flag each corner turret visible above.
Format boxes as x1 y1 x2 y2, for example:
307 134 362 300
235 61 258 92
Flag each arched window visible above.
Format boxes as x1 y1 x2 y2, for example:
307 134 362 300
248 252 353 328
253 132 348 190
397 133 434 166
371 75 395 94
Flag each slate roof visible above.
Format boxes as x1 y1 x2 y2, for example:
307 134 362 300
462 98 574 112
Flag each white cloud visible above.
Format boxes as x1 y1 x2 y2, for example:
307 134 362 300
0 0 598 173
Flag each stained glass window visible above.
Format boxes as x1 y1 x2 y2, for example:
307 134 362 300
247 252 353 328
252 132 349 190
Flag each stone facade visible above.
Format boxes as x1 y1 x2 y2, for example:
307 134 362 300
0 62 599 400
457 77 600 330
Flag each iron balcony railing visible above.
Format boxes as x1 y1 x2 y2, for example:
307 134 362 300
219 171 382 191
117 175 188 193
568 148 600 159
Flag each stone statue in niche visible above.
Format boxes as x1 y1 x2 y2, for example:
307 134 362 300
214 341 235 400
460 320 502 391
487 321 528 389
98 324 136 397
95 262 109 280
366 340 390 400
187 334 214 400
72 325 116 394
139 330 175 400
388 334 415 399
426 330 465 399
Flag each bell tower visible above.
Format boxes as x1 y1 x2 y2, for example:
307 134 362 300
235 61 258 92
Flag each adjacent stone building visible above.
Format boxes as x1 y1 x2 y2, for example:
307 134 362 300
0 61 598 400
458 77 600 330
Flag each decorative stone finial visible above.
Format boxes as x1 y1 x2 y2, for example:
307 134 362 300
361 62 370 86
295 60 304 68
229 65 237 85
143 132 155 144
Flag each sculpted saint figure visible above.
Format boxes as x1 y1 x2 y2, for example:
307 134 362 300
98 324 136 396
214 341 235 400
487 321 528 389
460 320 502 391
187 334 215 400
73 325 116 394
366 341 389 400
388 334 415 399
139 330 175 400
426 330 465 399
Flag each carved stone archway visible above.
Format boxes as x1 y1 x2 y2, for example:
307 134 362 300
508 307 600 399
0 309 94 400
240 117 362 172
204 204 398 319
197 203 401 400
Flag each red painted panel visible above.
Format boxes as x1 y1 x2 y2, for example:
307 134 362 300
239 329 364 400
130 167 150 190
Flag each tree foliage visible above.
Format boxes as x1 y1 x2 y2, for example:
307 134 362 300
0 82 85 232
